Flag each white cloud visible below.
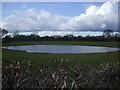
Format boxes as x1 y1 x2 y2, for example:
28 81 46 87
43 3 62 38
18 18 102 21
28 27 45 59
1 1 118 33
59 1 118 31
1 9 69 32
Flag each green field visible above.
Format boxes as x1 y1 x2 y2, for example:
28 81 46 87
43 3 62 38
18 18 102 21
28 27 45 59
2 41 120 48
2 41 120 67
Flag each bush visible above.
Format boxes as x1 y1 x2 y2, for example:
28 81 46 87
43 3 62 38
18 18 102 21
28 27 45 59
2 60 120 89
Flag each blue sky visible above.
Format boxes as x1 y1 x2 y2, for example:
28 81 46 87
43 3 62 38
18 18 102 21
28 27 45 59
2 2 103 19
1 2 118 36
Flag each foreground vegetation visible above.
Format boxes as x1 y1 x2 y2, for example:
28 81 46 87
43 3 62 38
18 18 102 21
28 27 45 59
2 60 120 89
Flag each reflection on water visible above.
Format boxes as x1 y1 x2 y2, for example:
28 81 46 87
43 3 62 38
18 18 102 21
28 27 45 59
3 45 120 53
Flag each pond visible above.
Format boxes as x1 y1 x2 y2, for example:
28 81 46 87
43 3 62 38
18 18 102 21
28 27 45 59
3 45 120 53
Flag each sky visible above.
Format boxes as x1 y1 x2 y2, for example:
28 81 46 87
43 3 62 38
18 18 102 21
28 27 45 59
1 1 119 36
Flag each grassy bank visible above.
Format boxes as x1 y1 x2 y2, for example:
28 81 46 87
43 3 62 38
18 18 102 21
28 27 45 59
2 41 120 67
2 41 120 48
2 49 119 67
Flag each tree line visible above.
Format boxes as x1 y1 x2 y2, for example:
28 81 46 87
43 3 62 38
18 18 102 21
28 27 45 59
1 28 120 42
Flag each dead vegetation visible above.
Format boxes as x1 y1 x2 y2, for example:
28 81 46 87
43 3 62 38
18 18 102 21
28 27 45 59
2 60 120 89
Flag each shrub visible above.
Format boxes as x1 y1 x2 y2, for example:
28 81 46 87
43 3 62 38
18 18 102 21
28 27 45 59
2 60 120 89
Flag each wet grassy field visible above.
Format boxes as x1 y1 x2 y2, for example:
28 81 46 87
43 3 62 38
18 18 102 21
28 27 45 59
2 41 120 67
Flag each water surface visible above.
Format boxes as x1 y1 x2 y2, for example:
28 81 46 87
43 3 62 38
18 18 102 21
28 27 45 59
3 45 120 53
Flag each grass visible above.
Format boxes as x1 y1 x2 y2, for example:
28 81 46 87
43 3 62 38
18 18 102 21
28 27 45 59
2 41 120 89
2 41 120 48
2 41 120 67
2 49 119 67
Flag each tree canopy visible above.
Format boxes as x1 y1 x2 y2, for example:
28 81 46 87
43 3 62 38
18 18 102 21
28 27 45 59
103 29 113 37
0 28 8 37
